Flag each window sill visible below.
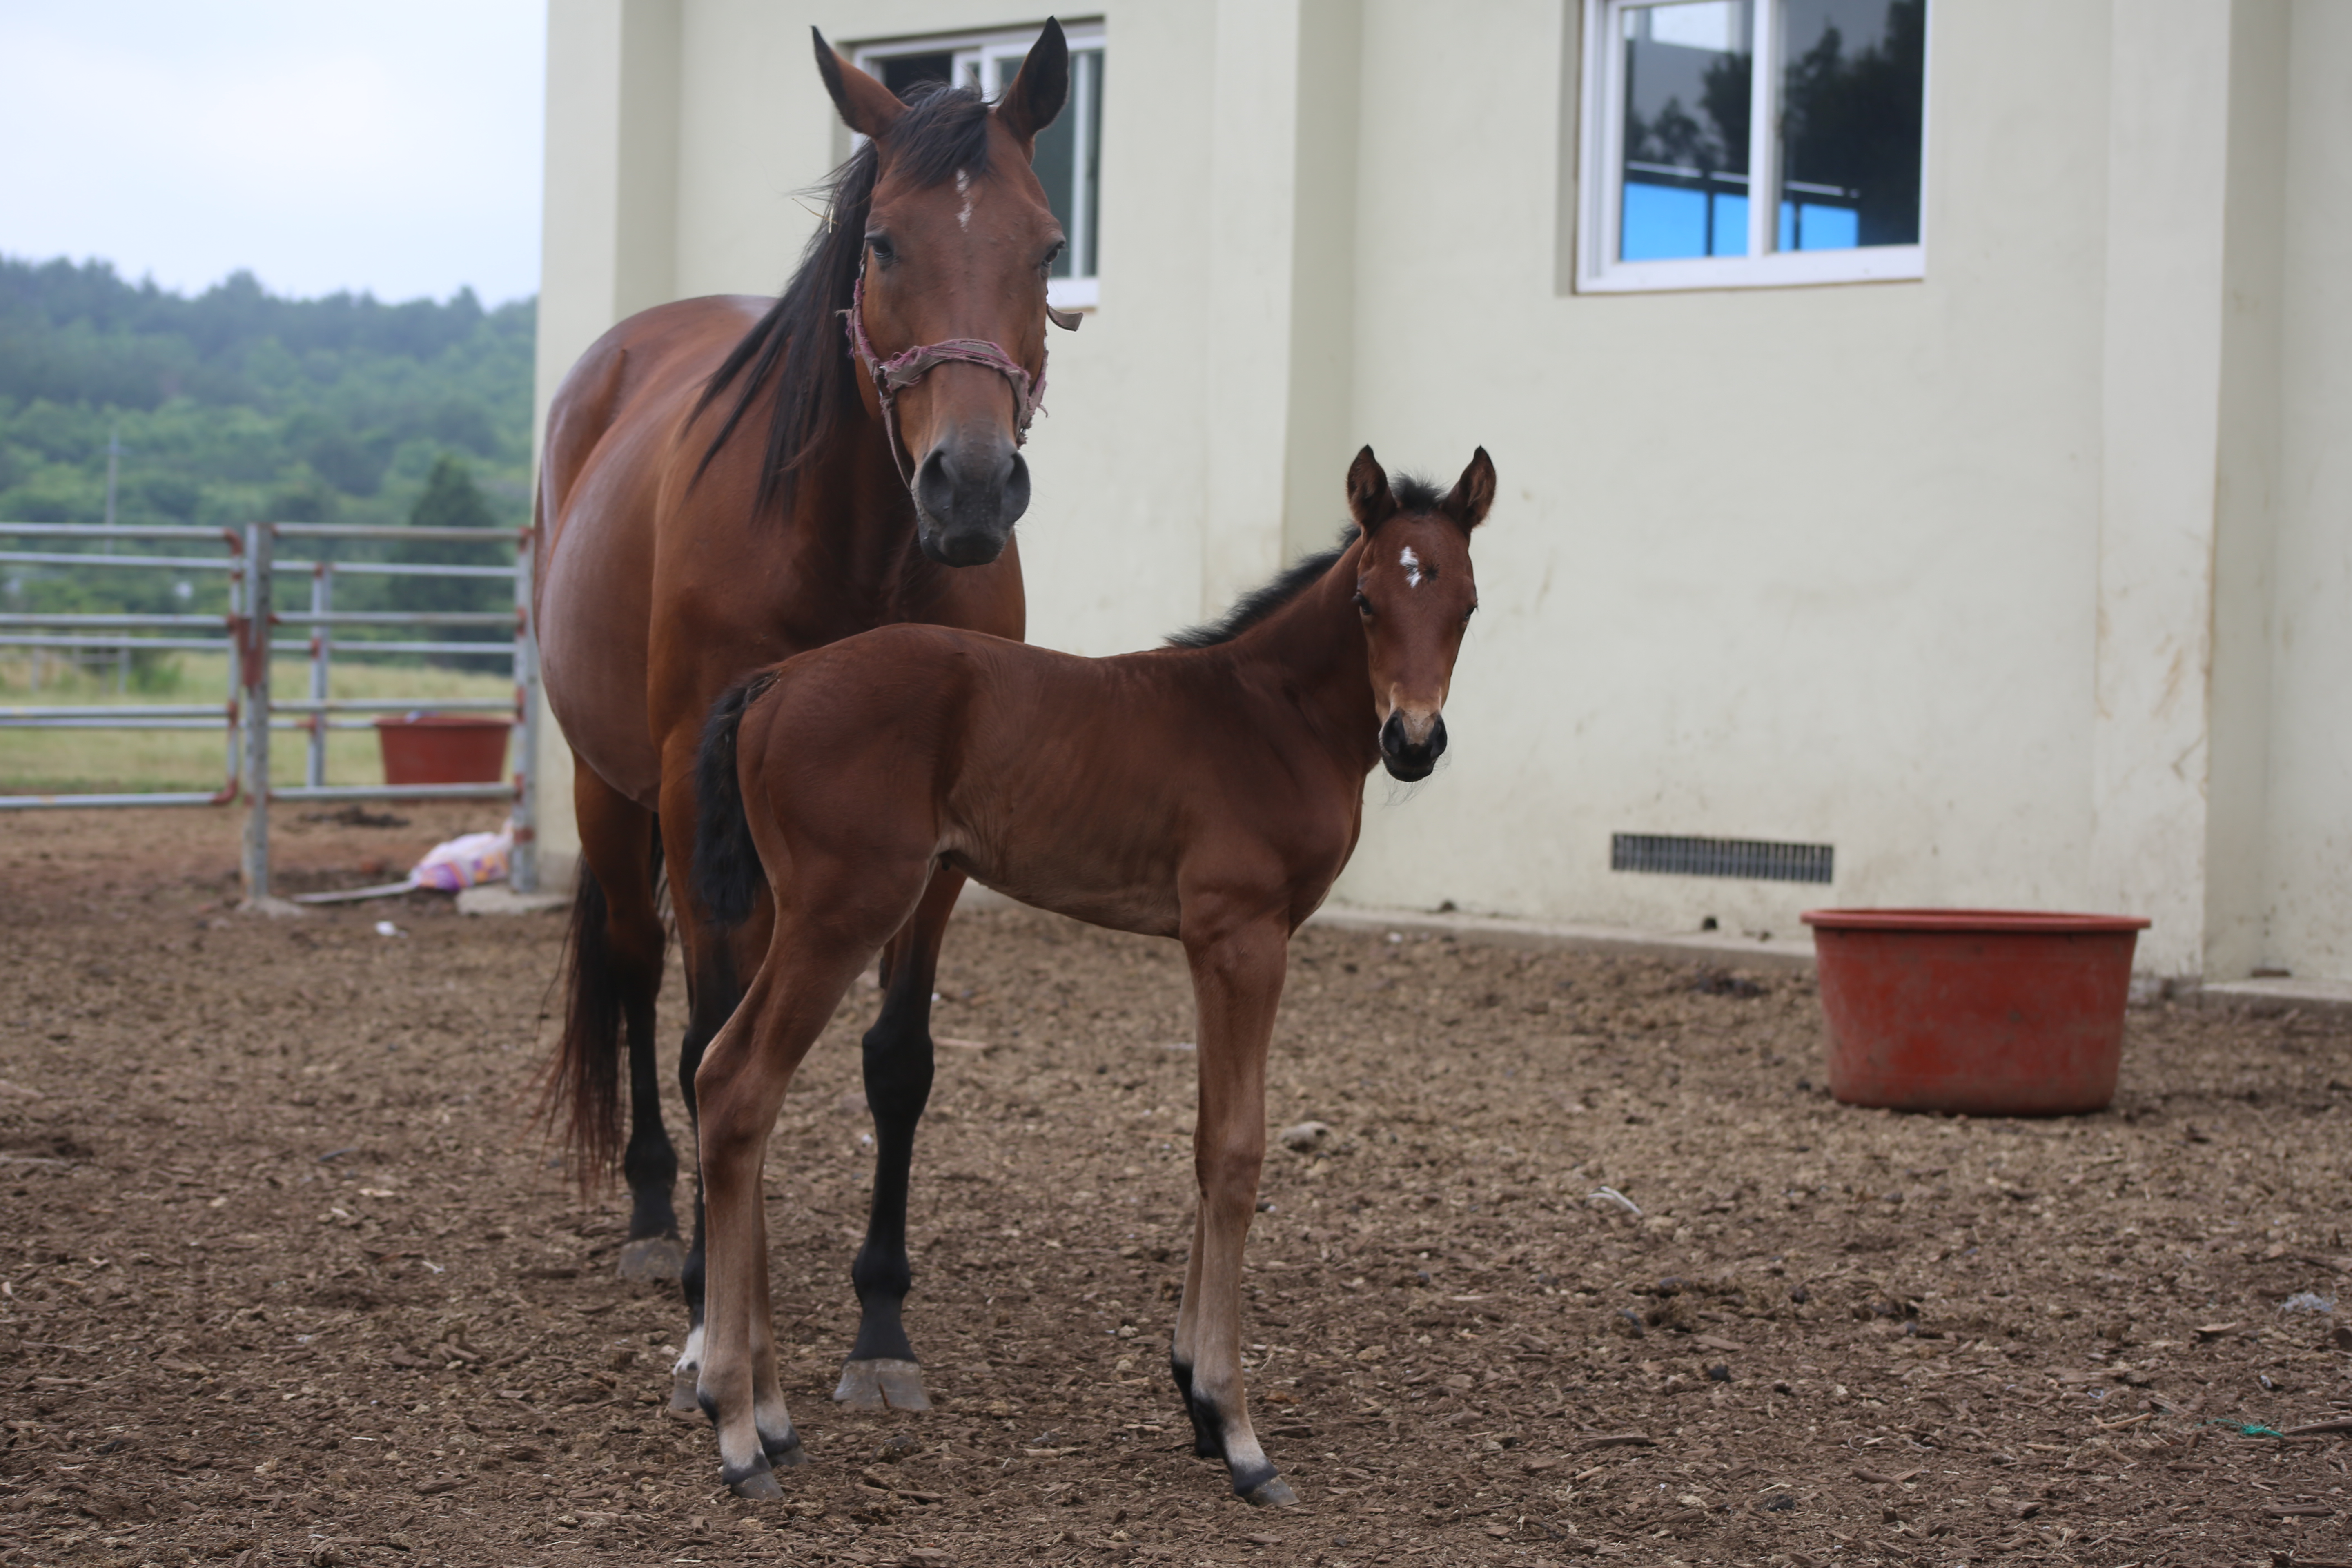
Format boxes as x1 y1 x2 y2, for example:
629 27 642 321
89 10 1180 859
1577 245 1924 295
1047 276 1099 311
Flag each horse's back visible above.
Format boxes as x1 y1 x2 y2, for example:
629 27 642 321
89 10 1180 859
537 296 772 806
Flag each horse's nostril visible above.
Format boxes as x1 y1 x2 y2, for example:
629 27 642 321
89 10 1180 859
1427 716 1447 760
913 447 956 521
1380 712 1407 755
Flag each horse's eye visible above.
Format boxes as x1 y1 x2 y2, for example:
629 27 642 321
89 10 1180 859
1354 591 1373 618
1039 239 1066 277
866 233 897 266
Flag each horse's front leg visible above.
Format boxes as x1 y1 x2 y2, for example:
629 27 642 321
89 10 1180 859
836 863 964 1411
1173 913 1298 1506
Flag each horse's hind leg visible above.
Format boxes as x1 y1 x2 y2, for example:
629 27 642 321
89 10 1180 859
665 939 745 1411
836 864 964 1412
560 766 679 1278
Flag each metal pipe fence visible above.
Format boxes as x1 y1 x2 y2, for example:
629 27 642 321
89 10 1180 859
0 519 540 899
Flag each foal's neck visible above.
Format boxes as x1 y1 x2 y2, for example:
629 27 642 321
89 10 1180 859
1227 539 1382 775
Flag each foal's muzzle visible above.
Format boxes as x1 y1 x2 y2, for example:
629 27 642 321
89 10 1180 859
1380 711 1447 782
913 427 1029 567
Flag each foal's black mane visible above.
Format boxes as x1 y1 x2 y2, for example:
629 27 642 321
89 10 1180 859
691 82 995 517
1165 472 1444 648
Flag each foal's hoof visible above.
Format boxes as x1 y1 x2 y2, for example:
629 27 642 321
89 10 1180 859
834 1357 931 1411
615 1236 686 1282
1238 1474 1300 1508
668 1369 703 1416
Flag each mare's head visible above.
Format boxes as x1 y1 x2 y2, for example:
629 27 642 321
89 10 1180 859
816 23 1071 566
1344 446 1496 782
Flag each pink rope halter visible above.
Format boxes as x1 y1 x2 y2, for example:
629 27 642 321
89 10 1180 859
842 268 1069 486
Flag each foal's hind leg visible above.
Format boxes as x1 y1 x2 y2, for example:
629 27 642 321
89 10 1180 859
836 863 964 1412
697 924 886 1496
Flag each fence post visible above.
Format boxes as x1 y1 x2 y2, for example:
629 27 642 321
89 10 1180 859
305 561 330 788
239 523 273 904
509 526 541 893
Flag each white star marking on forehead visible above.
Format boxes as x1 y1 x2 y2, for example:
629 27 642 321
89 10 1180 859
955 169 974 230
1400 544 1422 588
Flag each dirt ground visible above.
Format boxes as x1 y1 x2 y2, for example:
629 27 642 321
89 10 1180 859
3 806 2350 1568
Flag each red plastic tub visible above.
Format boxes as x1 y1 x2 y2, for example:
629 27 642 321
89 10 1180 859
374 713 512 788
1800 909 2151 1116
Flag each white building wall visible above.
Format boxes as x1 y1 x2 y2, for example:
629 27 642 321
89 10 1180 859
532 0 2352 985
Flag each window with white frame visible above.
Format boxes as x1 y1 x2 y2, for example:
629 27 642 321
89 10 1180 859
853 23 1105 312
1575 0 1926 292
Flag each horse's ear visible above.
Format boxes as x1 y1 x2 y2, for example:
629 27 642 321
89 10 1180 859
1441 447 1497 532
812 27 905 141
1346 446 1398 535
995 19 1070 149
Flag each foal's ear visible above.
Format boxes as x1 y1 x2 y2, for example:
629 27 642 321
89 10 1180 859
1441 447 1497 532
1345 445 1399 534
996 18 1071 149
812 27 906 142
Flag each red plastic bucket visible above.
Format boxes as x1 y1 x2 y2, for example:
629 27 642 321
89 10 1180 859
1800 909 2150 1116
374 713 512 788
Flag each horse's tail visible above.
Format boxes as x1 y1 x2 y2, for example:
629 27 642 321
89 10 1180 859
546 834 658 1185
693 671 777 934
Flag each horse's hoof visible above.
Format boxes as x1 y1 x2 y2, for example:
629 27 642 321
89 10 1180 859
615 1236 686 1282
1238 1474 1300 1508
725 1467 784 1500
764 1431 807 1468
834 1358 930 1411
669 1369 702 1416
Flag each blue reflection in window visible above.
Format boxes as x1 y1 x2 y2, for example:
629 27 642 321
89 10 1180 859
1623 181 1750 260
1777 201 1861 251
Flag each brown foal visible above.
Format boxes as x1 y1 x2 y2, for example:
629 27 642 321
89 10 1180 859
687 447 1497 1502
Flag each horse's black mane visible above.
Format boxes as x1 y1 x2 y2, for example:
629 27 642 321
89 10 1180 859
1166 526 1359 648
690 82 995 516
1166 471 1446 648
1387 473 1445 513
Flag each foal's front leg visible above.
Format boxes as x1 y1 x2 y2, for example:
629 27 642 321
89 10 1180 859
837 864 963 1411
1171 915 1298 1506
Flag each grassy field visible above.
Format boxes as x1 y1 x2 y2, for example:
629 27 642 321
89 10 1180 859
0 650 514 794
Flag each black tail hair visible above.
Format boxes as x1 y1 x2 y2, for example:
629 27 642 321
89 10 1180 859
543 849 649 1184
693 673 776 932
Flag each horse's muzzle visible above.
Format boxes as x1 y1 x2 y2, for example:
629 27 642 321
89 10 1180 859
1379 710 1447 782
913 430 1029 567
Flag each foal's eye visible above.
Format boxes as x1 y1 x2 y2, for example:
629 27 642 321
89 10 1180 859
1353 591 1373 619
1039 239 1066 278
866 233 898 266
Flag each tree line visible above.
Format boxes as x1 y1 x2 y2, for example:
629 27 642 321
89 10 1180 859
0 256 533 664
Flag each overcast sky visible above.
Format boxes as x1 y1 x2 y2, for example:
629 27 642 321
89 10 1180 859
0 1 546 305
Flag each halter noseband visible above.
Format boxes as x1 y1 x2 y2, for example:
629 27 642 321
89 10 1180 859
842 267 1076 487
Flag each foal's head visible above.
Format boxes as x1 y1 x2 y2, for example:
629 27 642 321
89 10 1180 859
815 23 1072 567
1345 447 1496 782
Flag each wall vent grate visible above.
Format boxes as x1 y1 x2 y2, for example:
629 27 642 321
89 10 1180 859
1610 833 1834 884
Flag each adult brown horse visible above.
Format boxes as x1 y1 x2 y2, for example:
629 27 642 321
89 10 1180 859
535 21 1077 1414
686 447 1497 1501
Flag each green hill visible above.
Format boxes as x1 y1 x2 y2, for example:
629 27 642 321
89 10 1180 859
0 256 534 657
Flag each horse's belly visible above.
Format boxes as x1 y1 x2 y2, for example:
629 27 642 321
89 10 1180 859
539 489 662 807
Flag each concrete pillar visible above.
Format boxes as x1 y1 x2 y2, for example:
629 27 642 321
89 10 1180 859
2203 0 2289 980
1201 0 1363 612
528 0 684 889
